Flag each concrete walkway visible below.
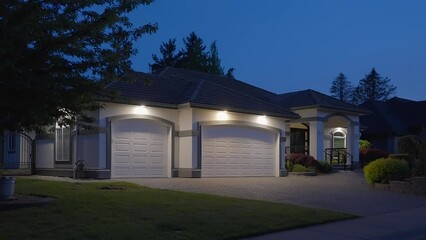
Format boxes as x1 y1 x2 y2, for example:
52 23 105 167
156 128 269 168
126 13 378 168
119 170 426 239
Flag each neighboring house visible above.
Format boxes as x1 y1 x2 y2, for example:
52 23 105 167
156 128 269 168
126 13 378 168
360 97 426 153
35 67 368 179
0 131 33 172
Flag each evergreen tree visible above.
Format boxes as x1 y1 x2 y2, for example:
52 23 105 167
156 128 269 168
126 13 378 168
149 39 182 73
330 73 353 102
352 68 397 104
225 68 236 79
0 0 157 132
150 32 236 78
177 32 209 72
207 41 224 75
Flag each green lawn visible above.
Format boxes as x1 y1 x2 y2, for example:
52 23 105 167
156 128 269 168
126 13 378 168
0 178 355 240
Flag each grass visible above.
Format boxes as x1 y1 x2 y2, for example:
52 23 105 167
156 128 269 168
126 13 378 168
0 178 355 240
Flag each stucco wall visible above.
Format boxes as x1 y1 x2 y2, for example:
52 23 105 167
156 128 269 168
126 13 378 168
36 138 54 169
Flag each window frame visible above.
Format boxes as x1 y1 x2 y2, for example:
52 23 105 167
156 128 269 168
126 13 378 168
55 126 72 164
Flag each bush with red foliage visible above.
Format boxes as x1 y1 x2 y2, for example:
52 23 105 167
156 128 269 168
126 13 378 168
360 149 389 166
288 153 320 169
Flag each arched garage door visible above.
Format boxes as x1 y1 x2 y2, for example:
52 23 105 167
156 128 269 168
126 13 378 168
111 119 169 178
201 125 278 177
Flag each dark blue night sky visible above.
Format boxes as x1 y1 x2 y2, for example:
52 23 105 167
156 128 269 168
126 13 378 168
130 0 426 100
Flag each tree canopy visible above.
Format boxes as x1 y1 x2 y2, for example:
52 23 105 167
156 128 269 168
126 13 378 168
149 32 235 78
329 68 397 105
0 0 157 132
330 72 353 103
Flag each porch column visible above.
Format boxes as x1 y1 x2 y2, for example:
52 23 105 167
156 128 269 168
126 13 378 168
347 123 360 166
309 120 324 161
284 122 291 149
280 129 288 176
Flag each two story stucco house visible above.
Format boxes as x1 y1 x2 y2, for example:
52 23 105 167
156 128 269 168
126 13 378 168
35 67 368 179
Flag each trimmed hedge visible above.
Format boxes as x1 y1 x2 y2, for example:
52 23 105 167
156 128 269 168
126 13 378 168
360 149 389 167
364 157 410 184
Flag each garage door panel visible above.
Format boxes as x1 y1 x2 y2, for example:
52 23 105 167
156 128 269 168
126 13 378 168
112 119 168 178
202 125 277 177
114 155 131 164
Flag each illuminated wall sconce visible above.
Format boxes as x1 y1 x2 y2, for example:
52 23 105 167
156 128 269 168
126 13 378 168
134 105 148 114
217 111 229 120
257 115 268 125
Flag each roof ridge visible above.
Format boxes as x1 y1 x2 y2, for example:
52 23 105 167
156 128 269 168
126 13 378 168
160 67 278 96
307 89 321 105
189 79 205 102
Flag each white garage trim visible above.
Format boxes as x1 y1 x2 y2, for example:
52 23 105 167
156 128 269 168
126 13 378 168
200 122 280 177
108 115 174 178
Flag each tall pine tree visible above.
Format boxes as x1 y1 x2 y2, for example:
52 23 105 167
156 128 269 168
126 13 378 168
352 68 396 104
207 41 224 75
149 39 181 73
149 32 235 78
330 72 353 103
177 32 210 72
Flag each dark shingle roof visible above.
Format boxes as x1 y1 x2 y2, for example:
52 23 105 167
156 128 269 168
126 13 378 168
360 97 426 137
274 89 369 114
106 68 299 119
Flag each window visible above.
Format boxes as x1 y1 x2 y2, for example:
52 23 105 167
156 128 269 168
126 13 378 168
8 133 15 152
55 127 71 162
332 130 346 149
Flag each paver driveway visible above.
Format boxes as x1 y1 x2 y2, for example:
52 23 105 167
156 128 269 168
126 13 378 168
121 170 426 216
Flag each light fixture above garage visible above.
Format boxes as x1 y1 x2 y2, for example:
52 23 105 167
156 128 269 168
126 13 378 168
257 115 268 125
217 111 229 120
134 105 148 114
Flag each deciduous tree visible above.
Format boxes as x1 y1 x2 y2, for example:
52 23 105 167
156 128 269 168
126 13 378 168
0 0 157 132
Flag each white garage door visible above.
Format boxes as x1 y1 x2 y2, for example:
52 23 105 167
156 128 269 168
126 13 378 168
111 119 169 178
202 125 277 177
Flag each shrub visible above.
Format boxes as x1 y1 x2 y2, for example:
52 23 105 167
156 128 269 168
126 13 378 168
411 158 426 177
317 162 333 173
360 149 388 167
388 154 413 169
288 153 320 169
398 135 421 158
364 158 410 184
291 164 311 172
359 139 372 150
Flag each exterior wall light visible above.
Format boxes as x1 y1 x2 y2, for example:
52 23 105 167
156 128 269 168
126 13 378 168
134 105 148 114
257 115 268 125
217 111 229 121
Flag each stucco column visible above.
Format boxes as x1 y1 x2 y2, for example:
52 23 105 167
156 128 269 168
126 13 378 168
347 123 360 166
280 129 288 176
309 120 324 161
284 122 291 150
